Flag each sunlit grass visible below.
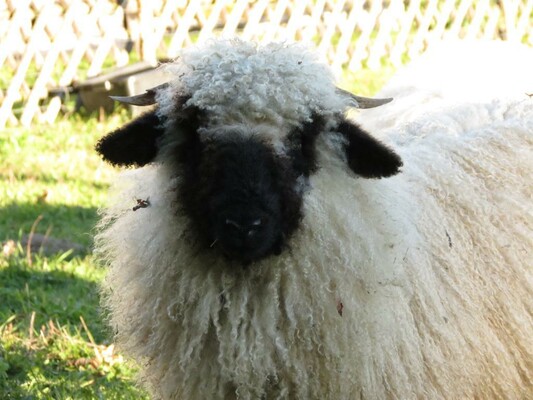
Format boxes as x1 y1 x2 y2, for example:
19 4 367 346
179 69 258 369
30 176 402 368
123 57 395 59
0 251 148 399
341 64 397 96
0 114 125 244
1 110 149 398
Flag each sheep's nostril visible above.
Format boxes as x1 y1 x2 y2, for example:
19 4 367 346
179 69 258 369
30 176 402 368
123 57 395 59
216 215 271 260
224 218 263 234
225 218 242 230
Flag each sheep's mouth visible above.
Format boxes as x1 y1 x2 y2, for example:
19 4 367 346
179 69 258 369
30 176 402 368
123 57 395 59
221 251 254 267
214 241 277 266
209 231 284 266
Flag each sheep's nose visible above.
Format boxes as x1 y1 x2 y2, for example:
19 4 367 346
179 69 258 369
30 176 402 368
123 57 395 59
215 216 274 262
224 218 262 235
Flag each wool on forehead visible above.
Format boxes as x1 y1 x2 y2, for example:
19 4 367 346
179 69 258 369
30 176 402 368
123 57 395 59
157 38 350 130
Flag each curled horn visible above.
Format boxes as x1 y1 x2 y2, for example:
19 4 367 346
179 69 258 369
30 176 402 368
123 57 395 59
336 88 393 109
110 82 170 106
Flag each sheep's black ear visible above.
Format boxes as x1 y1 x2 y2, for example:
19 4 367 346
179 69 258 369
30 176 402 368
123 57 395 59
336 118 402 178
96 110 164 167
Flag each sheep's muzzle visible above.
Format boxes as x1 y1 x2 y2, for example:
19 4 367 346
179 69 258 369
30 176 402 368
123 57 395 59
177 134 302 265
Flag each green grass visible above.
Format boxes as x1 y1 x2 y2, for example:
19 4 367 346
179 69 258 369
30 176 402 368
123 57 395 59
0 112 149 399
341 64 396 96
0 254 147 399
0 116 116 246
0 66 392 398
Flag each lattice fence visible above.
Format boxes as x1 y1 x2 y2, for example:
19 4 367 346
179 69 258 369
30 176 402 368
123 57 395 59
1 0 532 128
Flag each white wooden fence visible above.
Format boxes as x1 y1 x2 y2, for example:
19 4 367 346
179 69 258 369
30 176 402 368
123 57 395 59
1 0 532 128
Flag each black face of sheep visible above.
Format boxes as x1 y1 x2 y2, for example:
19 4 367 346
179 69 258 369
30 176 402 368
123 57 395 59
177 130 302 263
96 92 402 264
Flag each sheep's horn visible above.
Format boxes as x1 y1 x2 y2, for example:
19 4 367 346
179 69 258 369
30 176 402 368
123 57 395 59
110 82 170 106
337 88 393 109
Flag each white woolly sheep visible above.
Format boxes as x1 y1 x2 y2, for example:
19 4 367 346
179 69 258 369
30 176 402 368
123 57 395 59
95 39 533 399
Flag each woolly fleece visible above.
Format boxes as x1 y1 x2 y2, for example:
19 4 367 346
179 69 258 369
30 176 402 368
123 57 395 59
156 38 350 133
96 40 533 399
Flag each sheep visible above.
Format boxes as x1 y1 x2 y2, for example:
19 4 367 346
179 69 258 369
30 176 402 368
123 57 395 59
94 38 533 399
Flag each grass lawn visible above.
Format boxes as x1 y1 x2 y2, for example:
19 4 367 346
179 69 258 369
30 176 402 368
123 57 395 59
0 113 149 399
0 67 392 399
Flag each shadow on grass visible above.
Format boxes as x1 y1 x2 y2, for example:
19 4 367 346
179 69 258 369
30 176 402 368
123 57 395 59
0 259 147 398
0 260 105 339
1 202 100 249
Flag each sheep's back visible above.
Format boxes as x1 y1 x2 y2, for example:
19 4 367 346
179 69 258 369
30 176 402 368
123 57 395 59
352 41 533 393
387 99 533 398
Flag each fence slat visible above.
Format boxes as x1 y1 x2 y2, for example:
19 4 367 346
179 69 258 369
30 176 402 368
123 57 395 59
1 0 532 128
223 0 249 37
241 0 270 40
0 4 53 127
59 1 100 86
167 1 201 58
20 1 79 126
515 0 533 41
262 0 290 43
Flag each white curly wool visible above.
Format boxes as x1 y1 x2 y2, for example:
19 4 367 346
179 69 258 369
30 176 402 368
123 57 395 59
156 38 350 132
96 40 533 399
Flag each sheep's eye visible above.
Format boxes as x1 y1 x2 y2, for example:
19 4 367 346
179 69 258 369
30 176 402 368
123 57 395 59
252 218 262 227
